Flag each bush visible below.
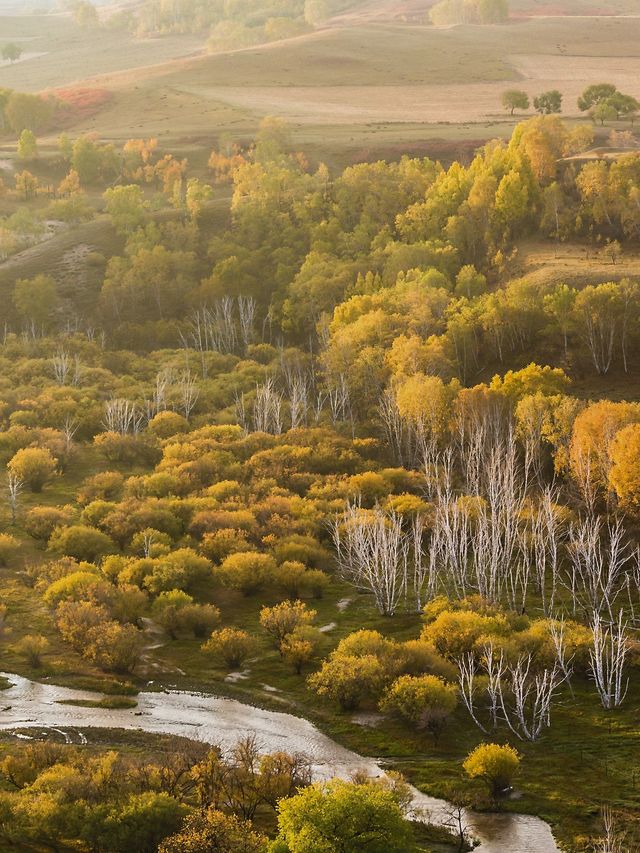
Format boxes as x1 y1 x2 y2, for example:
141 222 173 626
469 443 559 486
272 779 413 853
180 603 220 638
44 570 107 606
77 471 125 504
48 525 115 562
272 560 307 598
335 630 402 672
307 654 387 711
463 743 521 797
259 600 316 647
216 552 276 596
200 528 254 562
421 609 510 660
380 674 457 742
85 621 144 674
57 599 110 648
24 506 74 542
152 590 220 639
280 625 322 674
401 639 458 681
143 548 212 595
7 447 57 492
159 808 266 853
0 534 20 566
151 589 193 639
94 432 161 466
201 628 257 669
148 411 190 439
272 534 330 567
14 634 49 667
302 568 330 599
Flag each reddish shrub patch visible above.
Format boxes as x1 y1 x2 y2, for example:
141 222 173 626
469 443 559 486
51 87 114 127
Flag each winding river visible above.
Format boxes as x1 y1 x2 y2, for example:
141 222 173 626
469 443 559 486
0 673 558 853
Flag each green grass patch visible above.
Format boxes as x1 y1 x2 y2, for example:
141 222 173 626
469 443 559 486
57 696 138 709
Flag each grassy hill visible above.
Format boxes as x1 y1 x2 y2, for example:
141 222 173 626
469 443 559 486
1 1 640 169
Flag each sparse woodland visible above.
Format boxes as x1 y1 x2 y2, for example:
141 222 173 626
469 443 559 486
1 98 640 851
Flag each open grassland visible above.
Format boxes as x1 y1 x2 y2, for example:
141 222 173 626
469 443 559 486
2 6 640 167
512 0 640 14
0 13 205 93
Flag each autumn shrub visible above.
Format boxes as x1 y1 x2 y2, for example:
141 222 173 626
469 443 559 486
202 628 257 668
301 568 330 599
0 534 20 566
215 552 276 595
48 524 115 562
200 528 254 562
307 654 387 711
8 447 57 492
272 560 308 598
24 506 75 542
143 548 212 595
421 609 511 660
463 743 520 797
77 471 125 504
380 674 457 742
147 410 189 439
259 600 316 647
272 533 330 567
14 634 49 668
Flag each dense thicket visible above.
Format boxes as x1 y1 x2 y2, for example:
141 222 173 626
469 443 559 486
1 113 640 850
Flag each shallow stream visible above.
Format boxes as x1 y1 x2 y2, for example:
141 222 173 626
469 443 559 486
0 672 558 852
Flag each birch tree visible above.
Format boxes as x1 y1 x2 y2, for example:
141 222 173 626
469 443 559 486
331 502 409 616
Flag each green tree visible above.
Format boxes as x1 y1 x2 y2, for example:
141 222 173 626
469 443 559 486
502 90 529 116
185 178 213 222
533 90 562 115
101 792 187 852
17 129 38 160
5 92 54 134
2 43 22 63
607 92 640 121
455 264 486 298
578 83 617 112
13 274 59 329
104 185 149 234
463 743 520 797
72 0 99 29
272 778 415 853
544 283 577 357
591 102 617 126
